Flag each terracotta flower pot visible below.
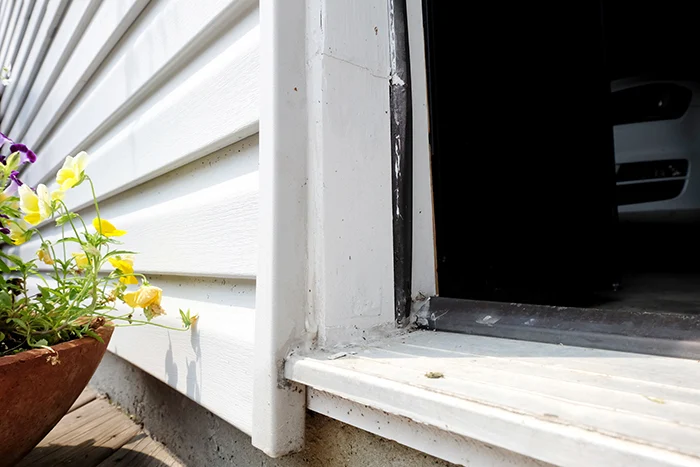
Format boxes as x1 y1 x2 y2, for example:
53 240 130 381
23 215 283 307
0 326 114 467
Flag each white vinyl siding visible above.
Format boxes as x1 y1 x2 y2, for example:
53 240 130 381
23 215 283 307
3 0 260 435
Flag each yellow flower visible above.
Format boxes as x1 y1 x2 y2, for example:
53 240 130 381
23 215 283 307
72 252 89 268
37 248 53 265
109 256 138 285
93 218 126 237
56 151 88 191
123 285 162 309
8 221 28 245
19 184 53 225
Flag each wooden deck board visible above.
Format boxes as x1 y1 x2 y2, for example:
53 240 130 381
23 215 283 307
97 433 184 467
18 389 183 467
69 387 98 413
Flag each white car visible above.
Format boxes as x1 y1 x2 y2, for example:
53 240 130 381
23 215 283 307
612 78 700 222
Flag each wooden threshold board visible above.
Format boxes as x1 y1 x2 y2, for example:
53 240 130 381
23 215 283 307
17 388 183 467
287 330 700 467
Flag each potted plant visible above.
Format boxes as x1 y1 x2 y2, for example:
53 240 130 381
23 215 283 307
0 136 196 466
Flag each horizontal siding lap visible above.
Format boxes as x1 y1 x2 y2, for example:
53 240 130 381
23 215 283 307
107 300 256 434
21 0 149 150
8 0 100 142
0 0 69 131
25 275 257 434
22 0 258 188
0 0 47 115
57 26 260 213
17 171 259 279
3 0 262 435
0 0 36 97
0 0 23 69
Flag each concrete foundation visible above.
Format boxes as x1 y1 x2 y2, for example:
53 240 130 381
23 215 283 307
90 353 458 466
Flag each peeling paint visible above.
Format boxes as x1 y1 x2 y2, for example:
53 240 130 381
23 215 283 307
390 73 405 86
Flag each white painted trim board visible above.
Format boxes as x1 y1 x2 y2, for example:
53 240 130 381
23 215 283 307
288 331 700 467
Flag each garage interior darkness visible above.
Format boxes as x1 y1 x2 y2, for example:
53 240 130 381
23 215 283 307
425 1 700 316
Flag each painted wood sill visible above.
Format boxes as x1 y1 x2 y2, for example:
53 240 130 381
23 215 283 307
286 330 700 467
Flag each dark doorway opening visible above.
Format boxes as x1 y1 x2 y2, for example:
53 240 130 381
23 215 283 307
421 0 700 356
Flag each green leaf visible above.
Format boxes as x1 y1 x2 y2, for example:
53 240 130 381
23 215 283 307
55 212 79 226
0 260 10 274
0 251 25 267
37 286 52 300
5 152 20 171
0 232 14 245
33 339 48 347
0 291 12 309
9 318 28 332
103 250 138 259
0 332 4 342
55 237 81 245
179 309 196 328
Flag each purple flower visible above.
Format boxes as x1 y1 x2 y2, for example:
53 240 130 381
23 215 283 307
9 144 36 164
3 171 22 197
0 132 12 147
0 213 9 234
9 171 22 186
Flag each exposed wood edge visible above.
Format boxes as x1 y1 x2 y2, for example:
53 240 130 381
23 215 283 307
307 388 548 467
68 387 99 413
287 355 699 467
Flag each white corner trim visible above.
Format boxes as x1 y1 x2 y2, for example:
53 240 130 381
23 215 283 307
254 0 396 456
252 0 308 457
